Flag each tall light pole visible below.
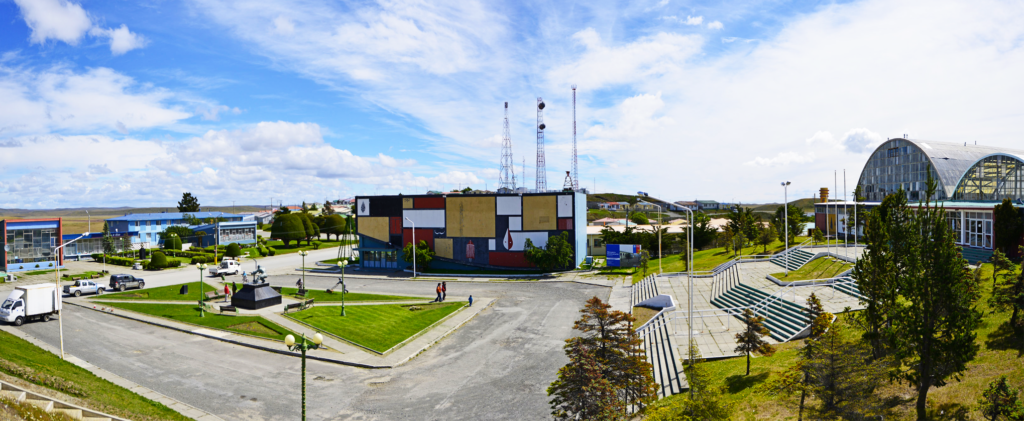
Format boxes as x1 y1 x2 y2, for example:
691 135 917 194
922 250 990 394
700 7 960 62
197 263 207 317
653 204 663 274
55 232 89 360
781 181 791 276
339 260 348 316
404 217 415 277
299 250 308 289
680 207 694 399
285 333 323 421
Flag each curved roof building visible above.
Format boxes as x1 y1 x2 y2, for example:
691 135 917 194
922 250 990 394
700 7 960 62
856 138 1024 202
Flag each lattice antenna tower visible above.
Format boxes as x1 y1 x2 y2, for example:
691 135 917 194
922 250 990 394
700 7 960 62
498 102 515 191
536 97 547 192
571 85 578 191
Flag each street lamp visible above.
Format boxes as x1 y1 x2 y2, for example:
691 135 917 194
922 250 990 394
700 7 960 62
652 204 663 275
197 263 207 317
781 181 791 276
299 250 308 290
339 260 348 316
679 207 694 399
55 232 89 360
404 217 415 277
285 332 323 421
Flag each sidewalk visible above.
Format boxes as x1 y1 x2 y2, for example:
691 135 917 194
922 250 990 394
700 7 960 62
0 324 224 421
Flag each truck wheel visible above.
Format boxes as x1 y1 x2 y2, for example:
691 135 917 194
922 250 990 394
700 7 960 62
42 314 50 322
120 284 126 292
74 291 82 297
97 288 104 294
13 317 23 327
138 282 145 289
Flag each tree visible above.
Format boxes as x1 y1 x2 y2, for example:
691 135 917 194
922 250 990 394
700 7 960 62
727 205 759 242
160 225 194 243
177 192 201 212
194 231 207 248
991 247 1024 335
461 186 473 193
225 243 241 258
402 240 434 269
295 212 317 245
734 308 775 376
525 231 575 271
811 228 825 245
322 214 347 240
639 250 650 277
804 317 886 420
270 214 306 247
101 222 115 255
646 340 732 421
323 200 335 215
692 212 718 250
796 293 831 420
547 337 622 420
182 213 202 226
722 226 734 255
772 204 811 243
734 229 746 257
994 198 1024 257
163 234 182 251
149 251 168 269
979 376 1024 421
629 211 649 225
757 222 778 254
993 249 1016 290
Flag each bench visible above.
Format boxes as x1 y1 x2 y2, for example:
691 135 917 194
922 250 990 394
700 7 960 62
204 291 223 301
283 299 314 314
71 276 81 281
219 305 238 315
293 289 308 298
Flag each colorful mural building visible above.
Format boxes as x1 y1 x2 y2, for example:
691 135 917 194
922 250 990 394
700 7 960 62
354 192 588 271
1 218 64 273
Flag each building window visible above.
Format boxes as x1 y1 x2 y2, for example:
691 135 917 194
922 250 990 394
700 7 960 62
965 211 993 248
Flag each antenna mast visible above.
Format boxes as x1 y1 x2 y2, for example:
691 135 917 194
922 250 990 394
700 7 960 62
498 102 515 192
536 97 546 192
571 85 578 191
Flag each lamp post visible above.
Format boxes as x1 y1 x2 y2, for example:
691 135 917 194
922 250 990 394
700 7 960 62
285 333 323 421
339 260 348 316
653 204 663 274
54 232 89 360
299 250 308 290
197 263 207 317
679 207 694 399
404 217 415 277
781 181 791 276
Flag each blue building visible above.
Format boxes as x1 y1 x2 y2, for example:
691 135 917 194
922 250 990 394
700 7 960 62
104 212 255 249
2 218 64 273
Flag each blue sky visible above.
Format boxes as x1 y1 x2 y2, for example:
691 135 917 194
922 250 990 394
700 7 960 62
3 0 1024 209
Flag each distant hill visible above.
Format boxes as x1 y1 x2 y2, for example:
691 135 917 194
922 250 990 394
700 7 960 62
748 197 819 214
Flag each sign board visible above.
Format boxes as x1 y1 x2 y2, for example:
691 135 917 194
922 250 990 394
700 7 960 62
606 244 641 268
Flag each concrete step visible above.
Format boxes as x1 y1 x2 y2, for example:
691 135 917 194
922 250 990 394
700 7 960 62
25 398 54 412
0 390 25 402
53 406 84 419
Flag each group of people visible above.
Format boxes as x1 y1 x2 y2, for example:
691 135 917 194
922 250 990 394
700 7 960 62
435 282 446 302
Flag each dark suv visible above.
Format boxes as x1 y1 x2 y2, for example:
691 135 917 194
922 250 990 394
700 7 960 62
109 274 145 292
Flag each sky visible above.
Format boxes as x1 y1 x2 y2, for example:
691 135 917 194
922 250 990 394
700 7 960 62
3 0 1024 209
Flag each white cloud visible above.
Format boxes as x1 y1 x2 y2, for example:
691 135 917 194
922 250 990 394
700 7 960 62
707 20 723 30
840 128 883 154
685 16 703 26
273 16 295 34
90 25 148 55
549 28 702 90
745 152 816 167
13 0 92 45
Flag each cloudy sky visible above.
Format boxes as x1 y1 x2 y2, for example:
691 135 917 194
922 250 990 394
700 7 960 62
2 0 1024 209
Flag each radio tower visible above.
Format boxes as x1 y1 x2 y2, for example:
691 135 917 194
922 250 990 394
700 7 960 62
571 85 578 191
498 102 515 192
536 97 547 192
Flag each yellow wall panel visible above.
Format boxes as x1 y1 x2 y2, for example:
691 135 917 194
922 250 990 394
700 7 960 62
358 217 390 242
402 198 414 209
446 197 495 237
435 238 454 259
523 195 556 231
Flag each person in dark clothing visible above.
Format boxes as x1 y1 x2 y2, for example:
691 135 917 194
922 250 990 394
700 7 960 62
441 282 447 302
435 283 443 302
468 295 473 307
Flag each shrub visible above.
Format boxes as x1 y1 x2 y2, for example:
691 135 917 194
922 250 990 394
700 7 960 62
164 234 183 251
312 241 322 250
225 243 242 258
150 252 168 269
164 260 181 268
190 256 208 264
268 247 277 256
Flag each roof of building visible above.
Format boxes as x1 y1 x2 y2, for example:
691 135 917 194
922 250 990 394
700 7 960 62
871 138 1024 198
695 200 719 204
105 211 242 221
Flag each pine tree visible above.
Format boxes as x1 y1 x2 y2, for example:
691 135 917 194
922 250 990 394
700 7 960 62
805 317 886 419
994 198 1024 257
758 222 778 254
796 293 831 420
548 337 622 420
177 192 201 212
979 375 1024 421
734 308 775 376
991 247 1024 335
992 249 1016 291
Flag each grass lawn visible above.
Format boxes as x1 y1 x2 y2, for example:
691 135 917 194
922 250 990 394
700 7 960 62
96 281 223 301
628 236 825 284
649 262 1024 420
0 330 190 421
60 270 105 280
102 302 298 341
319 257 360 265
264 239 357 255
22 269 56 276
769 257 853 281
278 287 423 302
286 302 465 352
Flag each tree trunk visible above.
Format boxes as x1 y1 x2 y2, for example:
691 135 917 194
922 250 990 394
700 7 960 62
916 378 930 421
746 352 751 375
798 385 806 421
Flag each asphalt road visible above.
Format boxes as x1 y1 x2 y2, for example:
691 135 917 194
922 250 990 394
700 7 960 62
18 278 610 420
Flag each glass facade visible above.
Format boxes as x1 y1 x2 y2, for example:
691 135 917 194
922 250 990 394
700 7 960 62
5 228 57 267
952 155 1024 201
858 139 944 202
220 227 255 243
361 250 398 269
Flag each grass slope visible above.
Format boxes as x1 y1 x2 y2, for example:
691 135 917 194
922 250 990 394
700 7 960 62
286 302 465 352
97 281 223 301
628 236 826 284
769 257 853 281
101 302 297 340
278 287 422 302
0 330 189 421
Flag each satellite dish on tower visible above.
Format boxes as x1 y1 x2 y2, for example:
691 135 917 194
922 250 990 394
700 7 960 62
538 123 546 130
538 101 545 110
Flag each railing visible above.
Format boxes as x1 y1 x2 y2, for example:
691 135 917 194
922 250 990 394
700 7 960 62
630 274 658 308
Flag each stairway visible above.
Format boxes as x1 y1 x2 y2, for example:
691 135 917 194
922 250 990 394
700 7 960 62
710 283 809 342
638 314 686 398
771 249 815 271
631 275 659 308
831 278 866 300
1 380 125 421
960 247 994 265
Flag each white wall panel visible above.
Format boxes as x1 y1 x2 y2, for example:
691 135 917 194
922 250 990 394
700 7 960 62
489 239 496 251
496 196 522 215
508 216 522 231
357 199 370 216
557 195 573 218
508 231 548 251
402 209 446 228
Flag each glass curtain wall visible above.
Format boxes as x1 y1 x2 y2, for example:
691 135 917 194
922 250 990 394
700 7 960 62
857 139 944 202
5 228 56 266
952 155 1024 201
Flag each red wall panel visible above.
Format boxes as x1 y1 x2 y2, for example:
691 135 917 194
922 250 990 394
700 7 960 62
558 218 573 230
414 197 446 209
390 217 402 234
489 252 533 268
814 213 826 234
402 228 435 250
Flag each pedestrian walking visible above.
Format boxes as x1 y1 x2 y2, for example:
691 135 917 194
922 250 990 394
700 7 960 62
435 283 442 302
468 295 473 307
224 284 231 303
441 281 447 302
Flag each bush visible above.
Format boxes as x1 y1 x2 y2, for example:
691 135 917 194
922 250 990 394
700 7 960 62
225 243 242 258
164 234 183 251
164 260 181 268
312 241 322 250
150 252 168 269
190 256 207 264
268 247 277 256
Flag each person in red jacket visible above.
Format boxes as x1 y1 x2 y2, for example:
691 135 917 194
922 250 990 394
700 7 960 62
223 284 231 303
441 281 447 302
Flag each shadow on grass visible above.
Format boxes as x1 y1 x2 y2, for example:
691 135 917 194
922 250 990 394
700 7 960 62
927 402 970 421
984 321 1024 356
725 371 769 394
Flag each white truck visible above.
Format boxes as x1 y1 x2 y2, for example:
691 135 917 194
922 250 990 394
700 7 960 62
208 258 241 276
0 284 61 326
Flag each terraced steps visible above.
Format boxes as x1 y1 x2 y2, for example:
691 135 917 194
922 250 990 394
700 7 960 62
771 249 815 271
832 278 866 300
638 314 685 398
710 283 809 342
0 380 128 421
631 275 659 307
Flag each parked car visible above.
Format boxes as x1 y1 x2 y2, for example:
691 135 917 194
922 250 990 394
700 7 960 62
208 259 241 276
64 280 104 297
108 274 145 292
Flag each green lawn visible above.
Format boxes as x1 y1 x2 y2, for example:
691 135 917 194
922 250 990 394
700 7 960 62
278 287 423 303
769 257 853 281
0 330 190 421
96 281 223 301
286 302 465 352
22 269 56 276
101 302 298 341
649 262 1024 420
319 257 360 265
264 239 357 255
628 236 825 284
60 270 106 280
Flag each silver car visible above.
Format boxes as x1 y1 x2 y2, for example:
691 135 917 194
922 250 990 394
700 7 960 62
64 280 104 297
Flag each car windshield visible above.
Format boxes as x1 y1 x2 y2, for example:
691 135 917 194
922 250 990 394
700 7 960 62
73 281 83 286
1 299 12 310
221 263 230 268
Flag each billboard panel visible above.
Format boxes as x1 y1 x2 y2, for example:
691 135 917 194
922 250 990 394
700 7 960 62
435 238 454 259
358 217 390 242
557 195 573 217
523 195 556 230
402 209 445 228
606 244 641 267
496 196 522 215
446 197 495 237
